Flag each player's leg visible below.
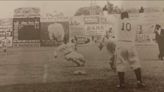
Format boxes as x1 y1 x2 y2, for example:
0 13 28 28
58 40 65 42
134 68 145 88
78 58 86 66
71 57 86 67
77 53 86 66
71 51 86 67
130 61 145 88
115 48 128 88
67 58 81 67
65 53 82 67
116 58 126 88
128 48 145 88
106 41 117 70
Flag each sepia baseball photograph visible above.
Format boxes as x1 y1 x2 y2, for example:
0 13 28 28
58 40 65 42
0 0 163 92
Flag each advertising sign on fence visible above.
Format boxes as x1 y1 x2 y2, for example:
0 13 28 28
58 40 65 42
12 40 40 47
40 18 69 46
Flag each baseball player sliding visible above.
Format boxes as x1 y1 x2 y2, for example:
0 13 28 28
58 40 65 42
54 39 86 67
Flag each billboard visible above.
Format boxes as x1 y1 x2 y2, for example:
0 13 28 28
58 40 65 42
13 17 40 40
84 16 99 24
69 16 108 44
85 24 107 36
84 15 107 24
69 16 84 36
84 16 108 42
40 19 69 46
69 16 92 44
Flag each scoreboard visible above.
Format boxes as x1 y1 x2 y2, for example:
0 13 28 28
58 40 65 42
13 17 40 40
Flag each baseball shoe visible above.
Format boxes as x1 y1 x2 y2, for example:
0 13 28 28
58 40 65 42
116 84 125 89
137 81 146 88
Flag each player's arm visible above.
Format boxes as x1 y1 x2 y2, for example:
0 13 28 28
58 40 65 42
109 54 116 71
57 44 67 52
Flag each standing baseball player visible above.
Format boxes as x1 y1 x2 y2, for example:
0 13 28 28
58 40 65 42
100 12 145 88
54 39 86 67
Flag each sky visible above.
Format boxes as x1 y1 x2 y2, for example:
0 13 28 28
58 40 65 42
0 0 164 18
